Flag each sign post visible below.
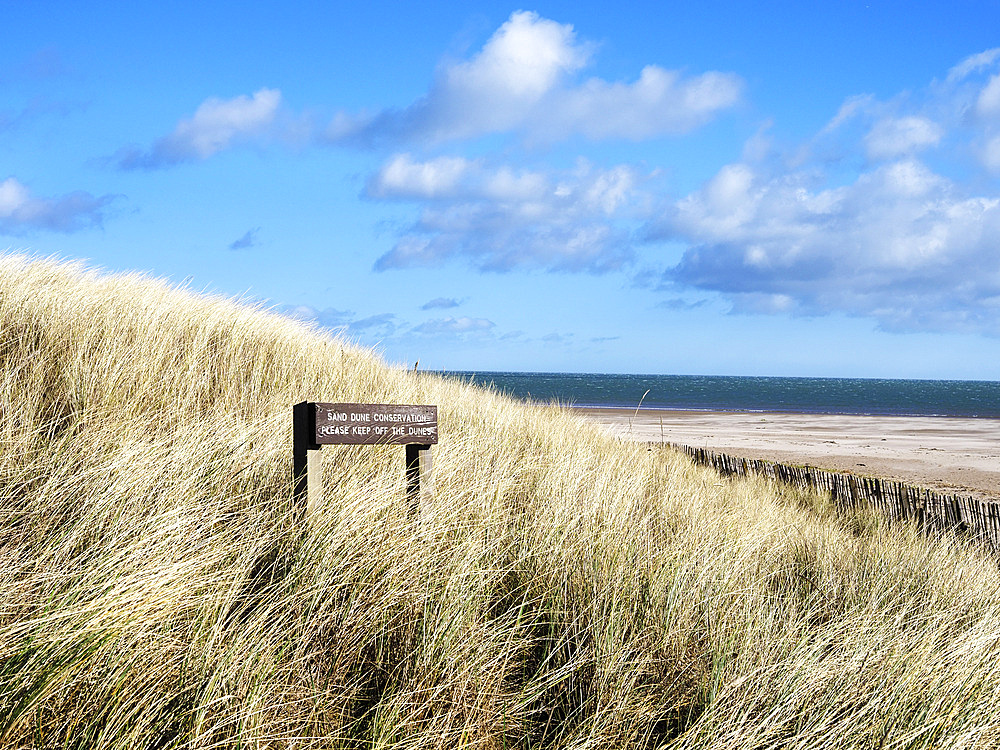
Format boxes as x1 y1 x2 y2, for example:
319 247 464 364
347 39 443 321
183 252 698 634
405 444 432 518
293 401 438 516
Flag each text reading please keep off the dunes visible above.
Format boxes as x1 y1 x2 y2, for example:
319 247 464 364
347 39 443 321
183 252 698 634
313 403 438 445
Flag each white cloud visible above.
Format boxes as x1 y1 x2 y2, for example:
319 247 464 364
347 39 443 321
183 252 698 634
328 12 588 146
864 116 944 160
370 157 648 272
969 67 1000 172
656 158 1000 334
117 88 282 169
368 154 554 203
441 10 589 127
412 316 495 336
538 65 742 141
356 44 1000 337
328 11 740 147
976 73 1000 118
818 94 875 136
982 134 1000 171
813 52 1000 171
367 154 474 199
0 177 113 233
1 177 38 217
644 47 1000 336
947 48 1000 83
110 13 739 173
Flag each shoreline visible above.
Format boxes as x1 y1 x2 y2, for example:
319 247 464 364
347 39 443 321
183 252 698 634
573 406 1000 500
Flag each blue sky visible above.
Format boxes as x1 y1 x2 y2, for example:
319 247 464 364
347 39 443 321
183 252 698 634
4 1 1000 379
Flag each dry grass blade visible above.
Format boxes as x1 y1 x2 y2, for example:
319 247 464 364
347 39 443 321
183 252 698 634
2 254 1000 748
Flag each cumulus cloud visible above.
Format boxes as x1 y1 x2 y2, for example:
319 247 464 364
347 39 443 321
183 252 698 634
107 13 739 177
0 177 113 233
116 88 282 169
328 11 740 147
639 47 1000 336
864 116 943 159
814 49 1000 175
370 155 648 272
538 66 743 141
654 158 1000 334
367 154 476 199
353 45 1000 337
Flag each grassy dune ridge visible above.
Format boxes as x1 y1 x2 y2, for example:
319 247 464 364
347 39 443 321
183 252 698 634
2 255 1000 748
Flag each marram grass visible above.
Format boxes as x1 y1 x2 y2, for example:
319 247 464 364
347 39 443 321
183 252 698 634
2 254 1000 749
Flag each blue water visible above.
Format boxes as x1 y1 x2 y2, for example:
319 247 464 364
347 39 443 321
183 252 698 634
439 372 1000 418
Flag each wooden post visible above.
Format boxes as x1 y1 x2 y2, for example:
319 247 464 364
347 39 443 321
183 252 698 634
406 444 432 518
293 401 321 514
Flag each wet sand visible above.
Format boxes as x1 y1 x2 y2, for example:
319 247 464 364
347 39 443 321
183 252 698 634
575 407 1000 500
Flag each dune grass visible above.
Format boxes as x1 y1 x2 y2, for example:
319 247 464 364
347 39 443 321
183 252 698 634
2 254 1000 748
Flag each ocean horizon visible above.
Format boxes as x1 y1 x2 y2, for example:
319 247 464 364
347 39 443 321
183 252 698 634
438 372 1000 419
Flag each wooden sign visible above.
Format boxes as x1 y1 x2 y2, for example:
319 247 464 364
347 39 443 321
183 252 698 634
313 402 438 445
293 401 437 519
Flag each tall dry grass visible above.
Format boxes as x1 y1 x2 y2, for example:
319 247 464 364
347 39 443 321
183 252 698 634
2 254 1000 748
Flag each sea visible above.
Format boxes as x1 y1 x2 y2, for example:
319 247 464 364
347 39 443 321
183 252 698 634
438 372 1000 419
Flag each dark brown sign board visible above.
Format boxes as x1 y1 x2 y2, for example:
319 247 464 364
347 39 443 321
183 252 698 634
293 401 437 519
313 402 438 446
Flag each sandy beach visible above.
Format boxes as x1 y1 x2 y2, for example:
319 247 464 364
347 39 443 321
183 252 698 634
576 407 1000 500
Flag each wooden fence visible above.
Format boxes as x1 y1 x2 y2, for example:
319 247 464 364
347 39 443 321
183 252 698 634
672 444 1000 550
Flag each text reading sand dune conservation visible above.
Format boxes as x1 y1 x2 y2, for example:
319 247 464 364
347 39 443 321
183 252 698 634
313 403 438 445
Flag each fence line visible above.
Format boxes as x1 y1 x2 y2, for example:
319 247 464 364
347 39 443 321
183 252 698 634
671 444 1000 550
